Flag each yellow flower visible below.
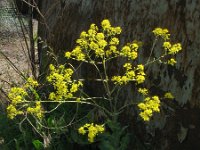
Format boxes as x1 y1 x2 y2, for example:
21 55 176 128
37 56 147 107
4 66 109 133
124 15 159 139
138 88 148 95
95 48 104 57
106 45 118 56
96 124 105 133
121 76 129 84
47 64 82 101
71 46 86 61
144 97 151 101
168 43 182 54
7 104 23 119
78 127 86 135
139 112 150 121
152 27 170 40
96 33 105 41
8 87 27 106
131 43 139 51
101 19 111 30
109 37 119 45
123 63 132 71
126 71 135 80
78 123 105 143
88 28 97 37
130 51 138 60
137 64 144 71
120 43 138 60
7 78 42 119
80 31 88 39
76 98 81 102
70 83 79 93
114 27 122 34
49 64 55 71
164 92 174 99
65 52 71 58
138 95 161 121
89 41 99 50
65 19 122 61
163 41 171 50
168 58 176 66
25 77 39 88
98 40 107 48
152 105 160 112
144 109 153 117
138 103 146 110
152 96 160 103
48 92 55 100
111 76 122 85
90 24 98 31
83 123 91 128
121 46 131 56
11 95 22 105
27 101 43 119
136 75 145 84
76 39 88 48
88 124 98 142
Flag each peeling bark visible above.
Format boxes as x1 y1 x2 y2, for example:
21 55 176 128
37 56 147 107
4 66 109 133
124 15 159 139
37 0 200 149
38 0 200 106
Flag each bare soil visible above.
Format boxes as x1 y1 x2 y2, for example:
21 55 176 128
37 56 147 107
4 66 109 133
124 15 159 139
0 35 30 84
0 35 30 107
0 18 38 109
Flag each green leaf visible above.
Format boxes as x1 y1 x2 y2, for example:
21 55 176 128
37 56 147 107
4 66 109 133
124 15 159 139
47 117 55 127
32 140 43 150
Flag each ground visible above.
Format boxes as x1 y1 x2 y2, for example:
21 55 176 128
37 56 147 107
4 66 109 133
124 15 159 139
0 34 29 106
0 17 37 109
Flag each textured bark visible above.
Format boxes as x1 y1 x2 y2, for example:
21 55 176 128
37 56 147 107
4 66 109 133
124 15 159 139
37 0 200 149
38 0 200 106
15 0 38 18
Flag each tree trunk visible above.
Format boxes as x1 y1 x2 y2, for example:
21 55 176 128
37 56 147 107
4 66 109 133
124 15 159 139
37 0 200 149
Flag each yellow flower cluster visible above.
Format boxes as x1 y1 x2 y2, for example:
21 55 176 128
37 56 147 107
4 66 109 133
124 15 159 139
167 58 177 66
8 87 27 105
164 92 174 99
112 64 145 85
163 41 182 66
135 64 145 84
152 28 170 40
65 19 122 60
138 88 148 95
138 96 160 121
65 46 85 61
7 87 27 119
163 42 182 55
120 43 139 60
106 37 120 57
153 28 182 66
47 64 83 101
27 101 43 119
24 77 39 88
7 78 43 119
7 104 23 119
101 19 122 36
78 123 105 143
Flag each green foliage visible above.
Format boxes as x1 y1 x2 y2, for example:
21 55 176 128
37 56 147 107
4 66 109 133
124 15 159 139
0 114 40 149
32 140 43 150
98 120 130 150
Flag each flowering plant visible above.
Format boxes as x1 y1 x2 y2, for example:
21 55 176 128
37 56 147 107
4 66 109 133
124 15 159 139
5 19 182 147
